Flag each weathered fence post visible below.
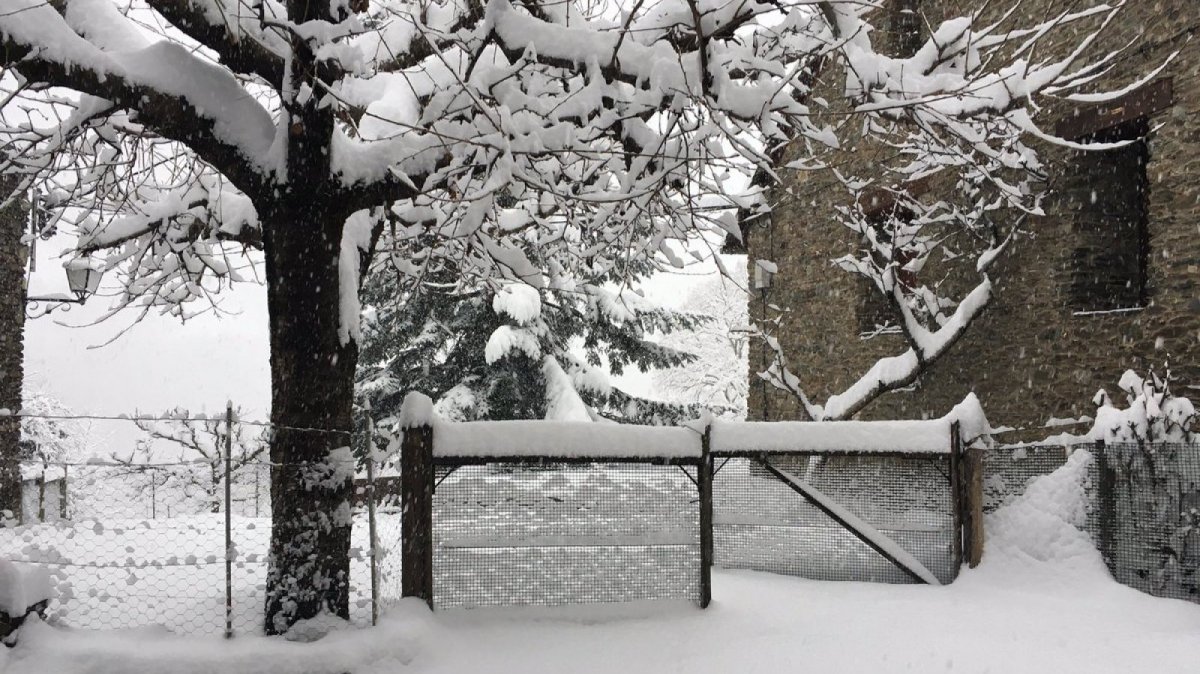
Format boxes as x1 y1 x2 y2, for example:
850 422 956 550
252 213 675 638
1094 439 1116 570
59 463 68 520
950 421 963 572
401 421 434 607
699 424 713 608
224 401 233 639
365 402 380 626
37 461 46 522
962 443 985 568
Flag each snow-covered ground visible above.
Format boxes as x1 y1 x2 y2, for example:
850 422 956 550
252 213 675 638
3 449 1198 674
5 562 1197 674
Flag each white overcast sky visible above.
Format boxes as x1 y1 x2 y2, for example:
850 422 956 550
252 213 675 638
24 231 727 456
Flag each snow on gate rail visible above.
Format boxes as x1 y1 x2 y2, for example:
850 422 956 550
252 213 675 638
400 393 984 609
418 413 707 610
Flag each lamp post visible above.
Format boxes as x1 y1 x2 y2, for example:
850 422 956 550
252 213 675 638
24 190 104 318
24 257 104 318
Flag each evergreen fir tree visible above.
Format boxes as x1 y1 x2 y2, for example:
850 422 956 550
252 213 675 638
355 241 715 425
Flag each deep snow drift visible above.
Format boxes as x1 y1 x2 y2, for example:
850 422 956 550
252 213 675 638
3 450 1198 674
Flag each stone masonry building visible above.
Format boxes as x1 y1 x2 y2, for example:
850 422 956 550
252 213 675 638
742 1 1199 438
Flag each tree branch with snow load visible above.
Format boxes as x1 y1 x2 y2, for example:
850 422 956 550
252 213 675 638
1 0 1155 631
750 2 1158 420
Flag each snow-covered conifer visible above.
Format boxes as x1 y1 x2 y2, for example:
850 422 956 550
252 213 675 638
0 0 1156 629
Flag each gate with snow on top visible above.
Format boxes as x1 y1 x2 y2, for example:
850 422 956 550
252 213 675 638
395 395 985 610
397 414 711 610
708 415 984 586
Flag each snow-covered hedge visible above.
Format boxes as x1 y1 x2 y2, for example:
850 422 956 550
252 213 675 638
1090 371 1194 444
1039 370 1196 447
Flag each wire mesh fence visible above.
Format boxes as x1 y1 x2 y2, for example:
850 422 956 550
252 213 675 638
3 406 408 636
2 456 402 635
8 404 1197 639
985 441 1199 604
982 444 1074 514
1095 442 1199 603
712 454 958 585
431 460 701 608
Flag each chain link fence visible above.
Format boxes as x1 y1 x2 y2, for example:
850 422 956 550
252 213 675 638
3 457 402 635
8 406 1197 639
713 454 958 585
3 412 405 636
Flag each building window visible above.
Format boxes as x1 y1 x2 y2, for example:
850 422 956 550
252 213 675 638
1066 118 1150 313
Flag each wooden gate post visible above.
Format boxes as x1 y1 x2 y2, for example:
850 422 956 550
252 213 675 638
698 425 713 608
401 422 434 607
59 463 68 520
963 445 985 568
949 422 963 572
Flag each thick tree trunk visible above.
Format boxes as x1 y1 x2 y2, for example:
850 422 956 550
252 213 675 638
0 176 26 525
261 201 358 634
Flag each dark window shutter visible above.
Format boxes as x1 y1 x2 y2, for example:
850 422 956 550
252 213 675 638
1066 118 1150 312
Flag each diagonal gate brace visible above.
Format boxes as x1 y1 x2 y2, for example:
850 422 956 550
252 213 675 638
756 457 942 586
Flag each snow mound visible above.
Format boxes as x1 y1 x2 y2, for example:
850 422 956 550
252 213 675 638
484 325 542 364
400 392 435 428
984 450 1103 570
283 612 351 643
0 559 52 616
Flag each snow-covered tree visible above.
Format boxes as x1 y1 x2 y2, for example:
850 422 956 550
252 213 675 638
18 388 89 463
110 406 267 514
357 261 704 425
653 262 749 418
0 0 1153 630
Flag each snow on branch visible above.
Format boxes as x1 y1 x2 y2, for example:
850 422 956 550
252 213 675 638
1 0 277 192
3 0 1163 366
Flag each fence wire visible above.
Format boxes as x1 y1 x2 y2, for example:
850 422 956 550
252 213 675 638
986 442 1199 604
8 405 1198 639
713 454 958 585
4 412 404 636
431 461 701 608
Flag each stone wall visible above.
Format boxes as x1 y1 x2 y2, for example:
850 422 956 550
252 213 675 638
747 1 1200 437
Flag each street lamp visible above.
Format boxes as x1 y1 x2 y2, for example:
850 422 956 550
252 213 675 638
23 190 104 318
24 256 104 318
